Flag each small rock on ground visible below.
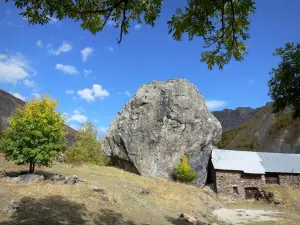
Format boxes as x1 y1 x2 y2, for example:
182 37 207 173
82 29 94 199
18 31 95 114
141 188 151 195
92 187 110 201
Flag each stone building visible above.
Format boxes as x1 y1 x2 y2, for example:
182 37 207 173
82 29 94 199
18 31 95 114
207 149 300 199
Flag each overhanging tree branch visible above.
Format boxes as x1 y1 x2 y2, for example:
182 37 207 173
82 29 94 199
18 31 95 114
117 0 129 43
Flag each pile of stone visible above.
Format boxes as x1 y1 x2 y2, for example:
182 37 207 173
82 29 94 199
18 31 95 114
0 171 81 185
48 173 80 185
0 173 44 184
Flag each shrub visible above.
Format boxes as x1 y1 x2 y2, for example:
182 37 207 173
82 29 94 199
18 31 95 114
269 114 292 135
173 156 197 183
218 123 248 149
64 122 105 166
2 96 66 173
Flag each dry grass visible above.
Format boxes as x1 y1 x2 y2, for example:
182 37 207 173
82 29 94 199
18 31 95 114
0 154 221 225
2 155 300 224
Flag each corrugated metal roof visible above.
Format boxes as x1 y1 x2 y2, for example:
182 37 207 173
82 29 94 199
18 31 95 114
212 149 300 174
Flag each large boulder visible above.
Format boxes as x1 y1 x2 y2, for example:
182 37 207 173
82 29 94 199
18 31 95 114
103 79 222 186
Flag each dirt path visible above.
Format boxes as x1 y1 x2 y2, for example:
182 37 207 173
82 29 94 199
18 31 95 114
213 208 281 224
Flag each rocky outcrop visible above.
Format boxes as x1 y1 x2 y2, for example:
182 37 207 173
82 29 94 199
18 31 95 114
0 89 76 146
103 79 222 186
212 107 260 131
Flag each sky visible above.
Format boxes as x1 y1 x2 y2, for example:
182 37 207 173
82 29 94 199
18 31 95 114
0 0 300 136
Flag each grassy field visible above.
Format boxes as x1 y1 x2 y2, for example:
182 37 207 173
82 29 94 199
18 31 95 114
0 154 221 225
1 154 300 225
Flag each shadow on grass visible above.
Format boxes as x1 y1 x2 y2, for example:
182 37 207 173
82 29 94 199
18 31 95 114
0 195 142 225
166 217 191 225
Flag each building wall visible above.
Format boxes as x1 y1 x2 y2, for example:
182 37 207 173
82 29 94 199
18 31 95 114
215 170 265 198
279 174 300 186
215 170 300 198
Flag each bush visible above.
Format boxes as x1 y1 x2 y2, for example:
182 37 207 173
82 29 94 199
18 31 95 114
173 156 197 183
64 122 105 166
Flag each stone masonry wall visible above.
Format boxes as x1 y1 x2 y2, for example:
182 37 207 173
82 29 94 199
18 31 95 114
215 170 265 199
279 174 300 186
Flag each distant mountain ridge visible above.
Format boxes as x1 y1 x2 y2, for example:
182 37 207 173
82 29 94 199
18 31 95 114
217 103 300 154
212 106 261 131
0 90 76 147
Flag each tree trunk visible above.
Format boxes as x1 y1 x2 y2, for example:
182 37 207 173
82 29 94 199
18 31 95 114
29 161 34 173
32 162 35 173
29 162 32 173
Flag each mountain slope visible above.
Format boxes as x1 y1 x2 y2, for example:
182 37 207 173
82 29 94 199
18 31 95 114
212 107 260 131
0 90 76 146
218 103 300 153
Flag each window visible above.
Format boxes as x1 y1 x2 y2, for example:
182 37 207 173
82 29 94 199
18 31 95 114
233 186 239 195
265 173 279 184
241 173 261 179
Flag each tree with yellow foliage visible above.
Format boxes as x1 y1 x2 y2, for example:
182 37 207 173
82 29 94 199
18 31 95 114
173 156 197 184
2 96 66 173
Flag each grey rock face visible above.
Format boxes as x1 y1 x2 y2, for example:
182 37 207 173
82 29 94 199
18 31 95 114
103 79 222 186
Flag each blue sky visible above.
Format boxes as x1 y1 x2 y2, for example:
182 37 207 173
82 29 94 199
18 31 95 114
0 0 300 135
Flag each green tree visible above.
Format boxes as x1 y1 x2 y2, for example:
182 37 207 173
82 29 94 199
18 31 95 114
7 0 255 70
268 42 300 118
64 122 105 166
2 96 67 173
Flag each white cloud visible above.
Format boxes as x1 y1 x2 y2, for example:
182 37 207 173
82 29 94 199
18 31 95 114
49 42 72 56
134 24 142 30
55 64 78 74
12 92 26 101
69 124 78 130
73 96 77 100
46 15 59 24
32 93 42 99
94 119 99 123
98 126 107 133
46 44 52 48
248 79 255 84
65 89 74 94
104 47 114 53
36 40 43 48
0 52 34 85
23 79 35 87
77 88 94 102
93 84 109 98
73 109 80 114
83 69 92 77
81 47 94 62
107 20 116 26
67 113 88 123
125 91 131 97
97 126 108 139
205 100 227 110
77 84 109 102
